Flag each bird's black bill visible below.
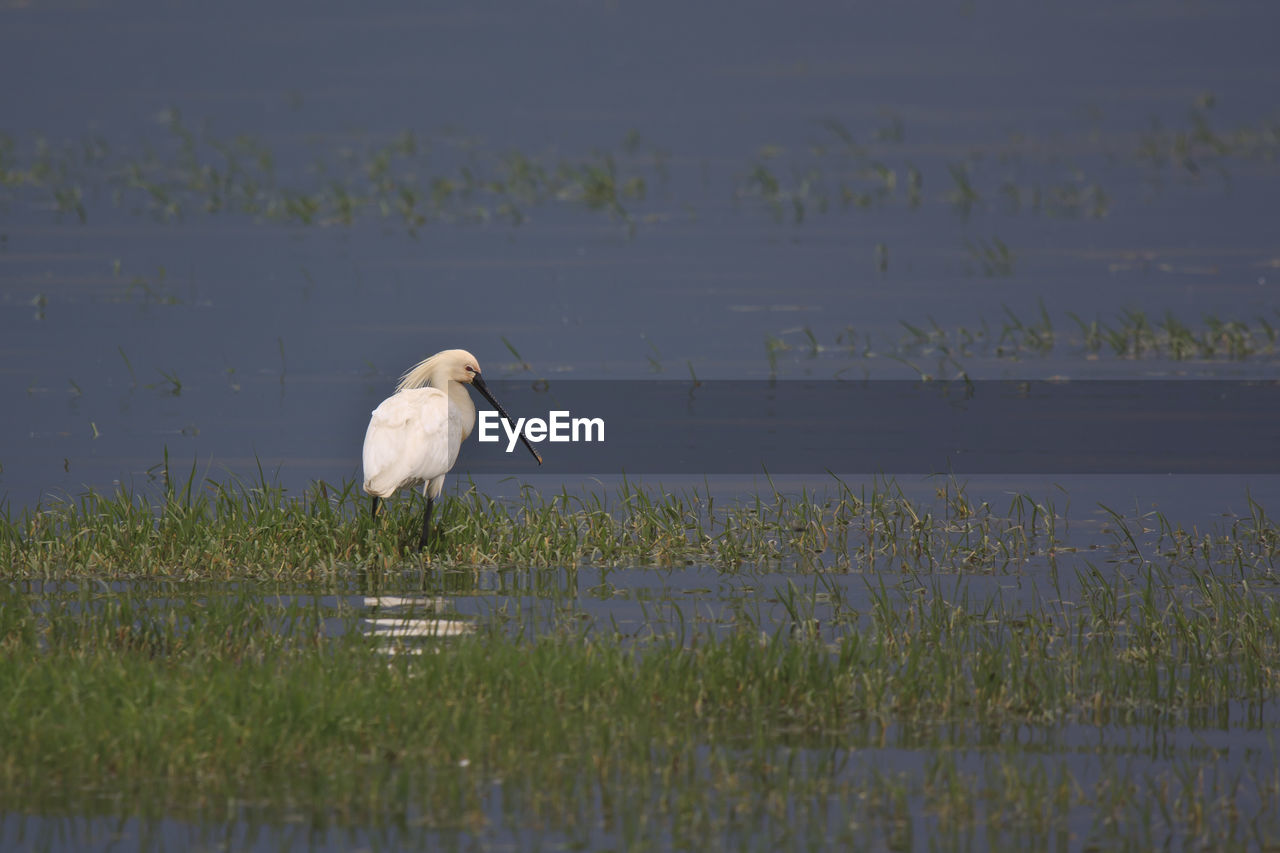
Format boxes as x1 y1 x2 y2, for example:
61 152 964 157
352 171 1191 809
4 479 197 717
472 374 543 466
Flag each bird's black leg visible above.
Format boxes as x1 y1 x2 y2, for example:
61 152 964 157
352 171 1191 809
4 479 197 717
418 495 434 551
371 496 381 519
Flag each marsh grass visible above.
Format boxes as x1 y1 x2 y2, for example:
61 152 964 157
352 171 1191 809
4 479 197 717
3 461 1277 586
784 307 1280 376
0 459 1084 579
7 97 1275 246
2 459 1279 846
1 535 1279 847
724 96 1279 230
0 118 663 235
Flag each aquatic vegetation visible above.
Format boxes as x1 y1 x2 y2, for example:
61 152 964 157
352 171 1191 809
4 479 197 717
2 459 1277 588
964 236 1014 277
1136 92 1280 174
724 98 1280 227
2 98 1277 252
148 368 183 397
777 307 1280 376
730 118 1116 224
0 484 1277 847
0 115 666 234
0 463 1071 578
1076 309 1280 360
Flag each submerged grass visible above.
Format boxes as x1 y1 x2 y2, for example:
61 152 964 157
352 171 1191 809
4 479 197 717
5 95 1275 244
1 551 1278 847
784 306 1280 378
2 464 1279 846
0 116 663 235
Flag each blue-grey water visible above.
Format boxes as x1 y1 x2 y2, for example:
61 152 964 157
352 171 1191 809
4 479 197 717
3 0 1280 849
3 0 1279 507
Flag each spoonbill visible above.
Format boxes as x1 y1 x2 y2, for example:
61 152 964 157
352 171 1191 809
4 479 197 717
362 349 542 549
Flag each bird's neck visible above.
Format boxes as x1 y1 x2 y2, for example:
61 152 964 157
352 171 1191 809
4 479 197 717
441 378 477 438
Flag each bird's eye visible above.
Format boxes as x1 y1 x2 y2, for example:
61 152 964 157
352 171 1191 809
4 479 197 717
465 365 476 373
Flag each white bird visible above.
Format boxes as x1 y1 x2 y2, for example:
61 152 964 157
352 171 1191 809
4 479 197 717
362 349 542 549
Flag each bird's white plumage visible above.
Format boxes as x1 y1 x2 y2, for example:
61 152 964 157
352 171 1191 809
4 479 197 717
361 349 480 501
363 388 460 499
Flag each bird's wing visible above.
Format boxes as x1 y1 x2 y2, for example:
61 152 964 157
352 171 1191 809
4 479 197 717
362 388 453 496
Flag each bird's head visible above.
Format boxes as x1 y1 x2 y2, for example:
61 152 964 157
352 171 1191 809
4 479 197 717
397 348 542 466
446 349 483 385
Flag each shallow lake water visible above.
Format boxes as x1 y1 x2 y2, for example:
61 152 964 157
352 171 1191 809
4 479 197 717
2 0 1279 505
8 527 1280 850
2 0 1280 849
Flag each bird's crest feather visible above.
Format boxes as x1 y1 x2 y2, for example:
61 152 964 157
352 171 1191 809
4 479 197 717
396 348 476 392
